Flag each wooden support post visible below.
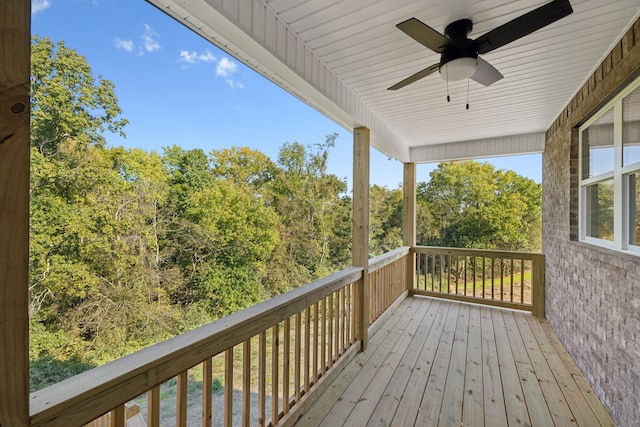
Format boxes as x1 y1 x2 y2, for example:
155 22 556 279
403 163 416 294
0 1 31 426
531 254 545 318
353 127 370 351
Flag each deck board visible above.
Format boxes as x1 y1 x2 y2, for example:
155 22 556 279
297 296 615 427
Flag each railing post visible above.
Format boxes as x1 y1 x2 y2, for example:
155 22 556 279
531 254 545 317
403 163 416 294
0 1 31 426
353 127 370 350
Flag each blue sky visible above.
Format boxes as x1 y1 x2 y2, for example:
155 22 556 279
30 0 541 189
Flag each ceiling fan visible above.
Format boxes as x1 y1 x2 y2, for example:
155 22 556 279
387 0 573 91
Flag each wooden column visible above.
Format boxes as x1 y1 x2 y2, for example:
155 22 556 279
352 127 370 351
0 1 31 426
402 163 417 294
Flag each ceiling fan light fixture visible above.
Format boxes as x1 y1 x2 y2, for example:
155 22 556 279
440 57 477 81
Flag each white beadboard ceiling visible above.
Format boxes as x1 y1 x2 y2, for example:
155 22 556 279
146 0 640 163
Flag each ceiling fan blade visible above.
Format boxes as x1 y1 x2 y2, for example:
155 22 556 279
470 57 503 86
396 18 449 53
474 0 573 55
387 63 440 90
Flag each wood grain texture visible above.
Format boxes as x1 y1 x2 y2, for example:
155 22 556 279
301 297 614 426
352 126 370 350
402 163 416 248
0 1 30 426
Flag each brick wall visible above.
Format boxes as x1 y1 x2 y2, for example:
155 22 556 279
543 18 640 427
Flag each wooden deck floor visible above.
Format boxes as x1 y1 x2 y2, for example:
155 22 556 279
296 296 615 427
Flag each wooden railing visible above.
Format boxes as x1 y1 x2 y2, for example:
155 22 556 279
30 267 364 427
413 246 545 316
30 246 517 427
368 246 410 325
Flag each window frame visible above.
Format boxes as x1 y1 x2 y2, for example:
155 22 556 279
578 75 640 254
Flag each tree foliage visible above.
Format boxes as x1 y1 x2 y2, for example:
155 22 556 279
416 160 541 251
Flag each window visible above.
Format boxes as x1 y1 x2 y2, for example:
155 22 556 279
579 76 640 252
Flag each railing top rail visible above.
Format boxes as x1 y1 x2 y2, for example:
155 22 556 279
414 245 544 260
30 266 363 426
369 246 410 272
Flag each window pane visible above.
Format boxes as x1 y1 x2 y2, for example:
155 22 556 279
585 179 614 241
629 173 640 246
582 107 614 179
623 86 640 166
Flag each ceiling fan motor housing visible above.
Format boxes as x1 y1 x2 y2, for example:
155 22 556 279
439 19 478 80
440 19 478 67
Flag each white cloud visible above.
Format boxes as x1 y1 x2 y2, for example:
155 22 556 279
141 24 160 53
198 51 217 63
179 50 216 66
115 24 160 56
225 79 245 89
216 57 237 78
178 51 244 88
216 57 244 89
179 50 197 64
32 0 51 14
114 38 134 53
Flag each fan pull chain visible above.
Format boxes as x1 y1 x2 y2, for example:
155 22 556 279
466 78 470 110
446 66 450 102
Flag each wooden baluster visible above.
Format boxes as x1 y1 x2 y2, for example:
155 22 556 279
321 299 327 376
499 258 504 301
148 385 160 427
224 349 233 427
510 258 515 302
462 256 466 295
386 265 391 308
491 258 496 299
341 288 346 353
328 293 334 367
439 254 444 292
521 259 525 304
482 256 486 298
351 283 356 344
334 290 342 360
417 253 422 290
295 312 302 403
202 359 213 427
304 307 311 393
110 405 125 427
243 340 251 426
283 318 291 415
376 269 379 320
258 332 266 427
345 284 351 346
271 324 280 426
177 372 188 427
313 302 319 384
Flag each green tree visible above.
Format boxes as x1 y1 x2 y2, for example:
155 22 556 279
30 36 127 155
418 160 541 251
210 146 277 190
268 135 350 283
369 185 403 256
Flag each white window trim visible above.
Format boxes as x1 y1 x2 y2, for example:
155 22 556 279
578 74 640 254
